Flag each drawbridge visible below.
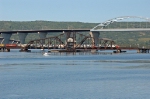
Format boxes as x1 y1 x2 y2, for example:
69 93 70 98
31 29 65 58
21 32 116 52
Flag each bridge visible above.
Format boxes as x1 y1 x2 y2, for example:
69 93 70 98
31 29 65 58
0 29 90 33
0 16 150 53
91 28 150 32
0 29 90 44
92 16 150 30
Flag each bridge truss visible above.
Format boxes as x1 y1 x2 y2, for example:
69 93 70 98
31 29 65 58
22 32 116 52
92 16 150 30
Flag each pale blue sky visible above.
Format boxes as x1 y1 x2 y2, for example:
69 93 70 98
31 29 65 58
0 0 150 23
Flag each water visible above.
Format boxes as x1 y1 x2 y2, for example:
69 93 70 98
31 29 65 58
0 49 150 99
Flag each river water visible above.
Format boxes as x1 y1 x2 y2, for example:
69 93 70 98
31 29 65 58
0 49 150 99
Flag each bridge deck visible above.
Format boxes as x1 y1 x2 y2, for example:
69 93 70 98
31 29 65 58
1 28 150 33
91 28 150 32
0 29 90 33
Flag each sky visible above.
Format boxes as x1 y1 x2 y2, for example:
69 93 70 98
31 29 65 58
0 0 150 23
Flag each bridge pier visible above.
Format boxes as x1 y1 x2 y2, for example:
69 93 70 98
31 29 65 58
18 32 30 52
137 49 149 53
18 32 28 44
38 32 47 44
1 33 12 44
19 48 31 52
90 31 100 46
0 48 10 52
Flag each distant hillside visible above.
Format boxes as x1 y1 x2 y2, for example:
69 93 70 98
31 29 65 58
0 21 150 47
0 21 97 30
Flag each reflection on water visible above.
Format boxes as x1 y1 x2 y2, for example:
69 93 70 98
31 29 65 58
0 49 150 99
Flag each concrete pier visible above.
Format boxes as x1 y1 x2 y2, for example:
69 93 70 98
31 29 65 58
38 32 47 44
90 31 100 46
1 33 12 44
18 33 28 44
